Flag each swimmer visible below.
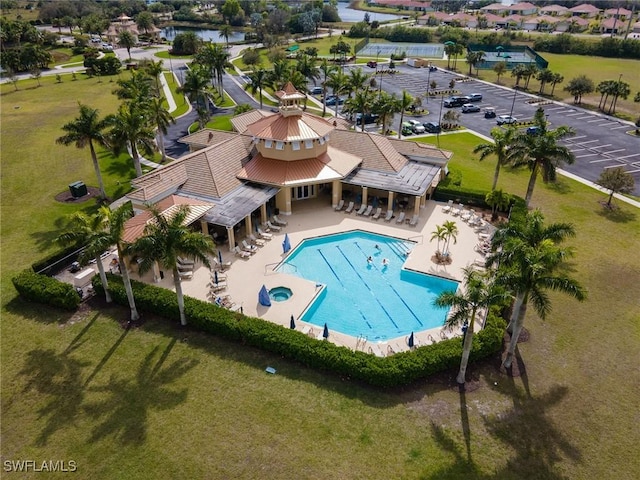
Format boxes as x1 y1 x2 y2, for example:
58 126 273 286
374 244 381 250
382 258 389 266
367 256 373 264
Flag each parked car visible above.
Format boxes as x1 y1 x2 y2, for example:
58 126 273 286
407 119 425 133
353 113 380 125
465 93 483 102
444 96 465 108
526 126 542 135
423 121 441 133
428 65 438 72
325 96 345 106
462 103 480 113
484 107 496 119
310 86 323 95
367 61 377 68
401 122 414 135
497 115 517 125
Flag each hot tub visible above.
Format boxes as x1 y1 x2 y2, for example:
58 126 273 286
269 286 292 302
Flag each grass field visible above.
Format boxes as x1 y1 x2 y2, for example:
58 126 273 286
2 76 639 479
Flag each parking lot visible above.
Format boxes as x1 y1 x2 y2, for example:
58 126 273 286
345 64 640 196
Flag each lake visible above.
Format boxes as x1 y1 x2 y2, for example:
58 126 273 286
161 26 245 43
334 1 404 23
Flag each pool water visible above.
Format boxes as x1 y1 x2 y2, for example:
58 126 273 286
269 286 292 302
277 231 458 341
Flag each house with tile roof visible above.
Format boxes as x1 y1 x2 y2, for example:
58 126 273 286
539 5 570 17
121 83 452 252
369 0 434 12
604 7 632 19
569 4 600 18
104 13 161 45
480 2 537 16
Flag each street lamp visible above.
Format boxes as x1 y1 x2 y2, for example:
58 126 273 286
426 65 432 104
437 93 444 148
509 85 518 118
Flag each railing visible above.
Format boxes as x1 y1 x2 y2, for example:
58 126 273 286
264 261 297 275
408 234 423 245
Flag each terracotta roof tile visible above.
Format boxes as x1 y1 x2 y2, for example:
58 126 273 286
329 130 407 173
386 138 453 162
179 128 245 147
129 164 188 202
230 110 276 134
246 111 335 141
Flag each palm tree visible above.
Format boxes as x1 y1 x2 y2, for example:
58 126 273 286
219 24 232 49
57 210 114 303
442 220 458 256
507 111 575 207
107 103 157 177
244 68 268 109
485 189 511 221
537 68 554 95
129 206 216 326
372 91 399 135
435 267 509 385
112 70 152 105
444 43 456 70
347 67 369 99
522 64 538 90
211 44 231 97
397 89 413 139
177 65 210 112
345 88 372 132
609 79 630 115
430 224 447 255
147 97 175 163
296 53 318 86
144 60 164 97
511 64 526 87
487 210 587 369
473 126 516 191
102 204 140 322
56 103 111 200
318 59 337 117
493 61 507 84
326 70 349 117
549 72 564 96
118 31 136 61
466 50 485 76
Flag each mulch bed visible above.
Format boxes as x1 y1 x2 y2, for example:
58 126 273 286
54 186 103 204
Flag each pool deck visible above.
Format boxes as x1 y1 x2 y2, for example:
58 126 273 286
131 199 496 355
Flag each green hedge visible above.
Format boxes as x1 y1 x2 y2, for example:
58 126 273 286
94 274 505 388
12 269 81 311
32 244 84 276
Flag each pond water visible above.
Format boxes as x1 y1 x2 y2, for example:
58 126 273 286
160 26 245 43
334 1 405 23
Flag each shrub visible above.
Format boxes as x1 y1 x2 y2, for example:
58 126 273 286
94 274 505 387
12 270 81 311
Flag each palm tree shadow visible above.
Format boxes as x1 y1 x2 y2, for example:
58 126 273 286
596 204 637 223
83 338 198 445
545 179 572 195
16 349 90 446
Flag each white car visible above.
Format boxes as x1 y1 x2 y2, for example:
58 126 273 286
407 119 425 134
497 115 517 125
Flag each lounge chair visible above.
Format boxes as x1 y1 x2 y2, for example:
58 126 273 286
355 204 367 216
177 256 194 265
241 239 258 253
210 282 227 292
383 210 393 222
233 246 251 258
249 234 265 247
272 215 288 226
212 257 232 271
409 214 419 226
178 270 193 280
362 205 373 216
395 211 406 224
266 221 281 232
257 227 273 240
344 201 355 213
442 199 454 214
371 207 382 220
210 272 227 283
334 199 345 211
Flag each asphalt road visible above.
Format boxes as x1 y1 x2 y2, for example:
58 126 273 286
341 64 640 197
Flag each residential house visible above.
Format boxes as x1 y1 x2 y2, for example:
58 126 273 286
604 7 632 19
104 13 161 45
480 2 537 16
368 0 434 12
539 5 569 17
569 4 600 18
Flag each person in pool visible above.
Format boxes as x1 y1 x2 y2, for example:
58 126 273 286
382 258 389 266
367 256 373 264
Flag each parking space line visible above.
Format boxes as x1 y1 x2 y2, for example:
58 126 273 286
624 168 640 173
545 106 566 112
591 144 612 149
616 153 640 160
601 149 625 155
569 148 585 152
573 139 599 145
575 153 599 158
610 125 628 130
567 135 587 141
565 112 584 117
587 118 605 123
590 158 623 163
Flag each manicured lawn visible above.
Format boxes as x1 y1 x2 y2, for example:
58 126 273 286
154 50 193 60
163 71 189 117
2 76 639 479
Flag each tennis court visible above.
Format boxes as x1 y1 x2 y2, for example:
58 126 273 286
358 42 444 58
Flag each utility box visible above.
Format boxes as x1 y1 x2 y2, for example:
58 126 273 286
69 181 87 198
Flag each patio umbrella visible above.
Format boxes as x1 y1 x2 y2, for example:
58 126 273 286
408 332 415 348
213 270 219 285
322 323 329 339
496 45 504 57
444 40 455 46
218 250 223 264
282 233 291 254
290 315 296 329
258 285 271 307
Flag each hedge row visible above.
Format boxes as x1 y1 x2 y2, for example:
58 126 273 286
32 244 84 276
12 269 81 311
93 274 505 388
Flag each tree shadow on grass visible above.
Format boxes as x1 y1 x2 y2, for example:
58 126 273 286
4 296 77 325
17 348 90 446
545 179 572 196
83 338 198 445
595 204 637 223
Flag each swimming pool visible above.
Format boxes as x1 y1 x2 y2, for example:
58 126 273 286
277 230 458 341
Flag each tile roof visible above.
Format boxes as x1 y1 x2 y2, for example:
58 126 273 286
328 130 408 173
129 164 188 202
605 7 631 15
237 146 361 186
122 195 215 243
540 5 569 13
178 129 241 148
230 110 277 134
386 138 453 162
275 81 307 100
569 4 600 13
246 111 335 141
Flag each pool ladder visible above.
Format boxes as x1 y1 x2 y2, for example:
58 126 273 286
355 335 368 351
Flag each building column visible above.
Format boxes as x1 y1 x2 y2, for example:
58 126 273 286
420 192 427 208
245 215 252 237
200 219 209 236
260 204 268 225
332 180 342 208
227 226 235 253
275 187 292 215
387 191 395 211
153 261 161 283
361 186 368 206
413 196 421 217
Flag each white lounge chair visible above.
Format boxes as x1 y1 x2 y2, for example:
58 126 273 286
442 199 453 214
371 207 382 220
409 214 419 226
395 211 406 224
266 221 281 232
177 256 194 268
334 199 345 211
210 272 227 283
257 227 273 240
234 247 251 258
241 240 258 253
362 205 373 216
272 215 288 226
355 204 367 216
383 210 393 222
208 280 228 290
249 234 266 247
344 201 355 213
212 257 231 271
